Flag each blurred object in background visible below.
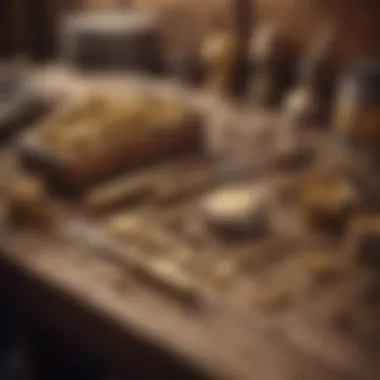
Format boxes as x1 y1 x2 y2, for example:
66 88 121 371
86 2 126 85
231 0 255 96
0 62 54 144
61 11 165 73
248 23 297 107
334 61 380 149
2 0 380 73
200 13 238 98
283 22 339 126
0 0 78 61
21 87 204 195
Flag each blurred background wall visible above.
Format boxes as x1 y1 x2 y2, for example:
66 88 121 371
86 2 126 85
1 0 380 67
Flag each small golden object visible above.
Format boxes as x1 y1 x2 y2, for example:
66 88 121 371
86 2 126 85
303 251 341 285
84 174 153 215
200 17 238 97
300 175 357 232
252 286 292 314
132 259 200 307
106 214 144 238
6 176 52 228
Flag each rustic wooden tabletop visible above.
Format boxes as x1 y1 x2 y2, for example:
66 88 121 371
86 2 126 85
0 64 379 380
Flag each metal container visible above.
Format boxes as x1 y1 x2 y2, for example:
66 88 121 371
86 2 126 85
61 11 165 73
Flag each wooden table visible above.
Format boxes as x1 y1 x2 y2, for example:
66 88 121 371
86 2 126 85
0 223 358 380
0 65 375 380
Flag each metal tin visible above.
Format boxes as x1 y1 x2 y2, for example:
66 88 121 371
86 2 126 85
61 11 164 72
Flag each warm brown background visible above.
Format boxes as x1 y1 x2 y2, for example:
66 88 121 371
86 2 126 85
1 0 380 68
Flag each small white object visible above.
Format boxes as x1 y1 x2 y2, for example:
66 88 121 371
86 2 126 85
200 184 270 237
